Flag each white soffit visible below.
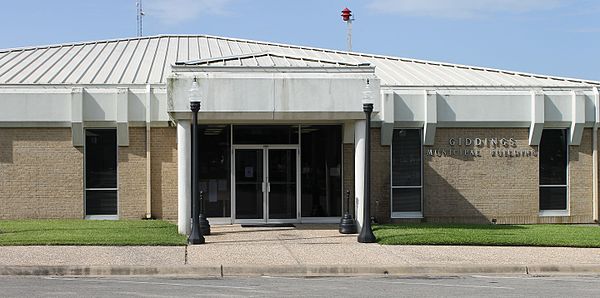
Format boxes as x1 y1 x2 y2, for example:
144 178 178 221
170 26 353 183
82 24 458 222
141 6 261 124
0 34 598 88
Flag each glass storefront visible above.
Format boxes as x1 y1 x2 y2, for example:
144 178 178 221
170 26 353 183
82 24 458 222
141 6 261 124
196 124 342 221
300 125 342 217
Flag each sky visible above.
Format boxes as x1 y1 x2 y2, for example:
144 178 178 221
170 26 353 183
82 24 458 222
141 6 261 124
1 0 599 81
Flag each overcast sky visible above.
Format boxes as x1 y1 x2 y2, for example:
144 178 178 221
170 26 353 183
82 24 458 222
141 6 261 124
1 0 599 80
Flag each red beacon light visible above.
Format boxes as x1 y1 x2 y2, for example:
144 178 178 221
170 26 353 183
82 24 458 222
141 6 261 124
341 7 352 22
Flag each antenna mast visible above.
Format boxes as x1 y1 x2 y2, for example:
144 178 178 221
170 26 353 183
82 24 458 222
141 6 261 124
341 8 353 52
136 0 144 37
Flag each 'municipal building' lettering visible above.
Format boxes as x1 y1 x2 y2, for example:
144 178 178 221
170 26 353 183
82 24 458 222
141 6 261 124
1 35 599 232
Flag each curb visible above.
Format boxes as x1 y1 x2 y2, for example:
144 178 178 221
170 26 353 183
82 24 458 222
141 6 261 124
222 265 529 277
0 266 222 277
2 264 600 277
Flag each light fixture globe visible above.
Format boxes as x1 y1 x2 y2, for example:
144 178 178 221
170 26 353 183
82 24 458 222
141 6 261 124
188 78 202 104
362 78 373 105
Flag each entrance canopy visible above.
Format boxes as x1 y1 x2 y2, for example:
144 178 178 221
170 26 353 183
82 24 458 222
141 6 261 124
167 52 380 122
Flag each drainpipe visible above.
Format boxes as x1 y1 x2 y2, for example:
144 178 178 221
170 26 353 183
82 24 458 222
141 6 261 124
593 87 599 222
145 84 152 219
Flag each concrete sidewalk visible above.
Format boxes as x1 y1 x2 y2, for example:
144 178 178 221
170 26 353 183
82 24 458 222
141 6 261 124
1 224 600 277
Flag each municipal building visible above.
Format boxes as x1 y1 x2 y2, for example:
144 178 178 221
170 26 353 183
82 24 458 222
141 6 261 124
1 35 599 234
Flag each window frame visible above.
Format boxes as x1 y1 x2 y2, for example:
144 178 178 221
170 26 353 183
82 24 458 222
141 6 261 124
538 128 569 217
84 128 119 220
390 128 424 219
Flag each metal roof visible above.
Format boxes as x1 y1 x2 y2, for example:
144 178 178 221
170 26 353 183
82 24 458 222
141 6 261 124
0 34 598 87
176 51 370 67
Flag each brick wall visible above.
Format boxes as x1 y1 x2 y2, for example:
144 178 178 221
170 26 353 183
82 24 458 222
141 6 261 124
150 127 178 220
0 128 83 219
370 128 391 223
118 127 148 219
421 128 594 224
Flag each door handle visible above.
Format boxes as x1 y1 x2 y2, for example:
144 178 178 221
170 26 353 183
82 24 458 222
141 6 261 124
262 182 266 193
267 182 271 193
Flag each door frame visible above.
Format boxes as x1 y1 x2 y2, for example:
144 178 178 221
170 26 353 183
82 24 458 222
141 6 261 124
231 144 300 224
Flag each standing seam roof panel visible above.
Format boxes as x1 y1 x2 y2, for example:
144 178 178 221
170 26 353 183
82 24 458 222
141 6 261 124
11 47 60 84
198 36 211 59
148 37 170 84
217 39 233 57
119 39 150 84
188 37 201 61
178 37 189 63
160 37 180 83
94 40 129 84
42 45 84 84
80 42 119 84
26 46 71 84
53 43 97 84
0 50 35 80
107 40 139 84
69 42 109 83
135 38 160 83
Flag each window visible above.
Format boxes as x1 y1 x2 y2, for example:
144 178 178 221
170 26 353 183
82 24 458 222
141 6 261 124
391 129 422 218
85 129 118 217
539 129 568 215
198 125 231 217
300 125 342 217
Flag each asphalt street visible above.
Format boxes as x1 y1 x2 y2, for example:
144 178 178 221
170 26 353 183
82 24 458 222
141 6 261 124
1 275 599 297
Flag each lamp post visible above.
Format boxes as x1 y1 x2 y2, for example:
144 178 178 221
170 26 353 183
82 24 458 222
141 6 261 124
358 78 376 243
188 78 205 245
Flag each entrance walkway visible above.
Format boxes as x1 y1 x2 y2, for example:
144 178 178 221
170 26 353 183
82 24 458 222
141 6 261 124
2 224 600 276
188 224 600 267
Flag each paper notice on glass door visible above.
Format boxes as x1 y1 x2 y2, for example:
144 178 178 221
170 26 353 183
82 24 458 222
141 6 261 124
244 166 254 178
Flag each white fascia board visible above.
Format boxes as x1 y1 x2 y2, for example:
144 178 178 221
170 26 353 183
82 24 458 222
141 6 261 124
528 89 544 146
380 91 394 146
570 90 585 145
167 73 380 120
0 85 169 126
423 90 437 146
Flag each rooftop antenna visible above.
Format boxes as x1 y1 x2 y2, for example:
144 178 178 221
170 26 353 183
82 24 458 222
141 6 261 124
341 7 354 52
136 0 145 37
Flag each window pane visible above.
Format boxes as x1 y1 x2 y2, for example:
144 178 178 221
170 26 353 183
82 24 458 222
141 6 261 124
86 190 117 215
539 129 567 185
392 129 421 186
300 125 342 217
198 125 231 217
539 187 567 210
233 125 299 144
85 129 117 188
392 188 422 213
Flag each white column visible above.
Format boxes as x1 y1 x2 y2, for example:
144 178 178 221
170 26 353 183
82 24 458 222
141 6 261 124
354 120 366 230
177 120 191 235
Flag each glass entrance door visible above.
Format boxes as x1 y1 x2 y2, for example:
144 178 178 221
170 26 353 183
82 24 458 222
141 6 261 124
233 147 298 222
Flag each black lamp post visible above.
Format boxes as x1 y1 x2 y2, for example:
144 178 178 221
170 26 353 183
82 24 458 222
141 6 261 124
188 78 205 245
358 78 376 243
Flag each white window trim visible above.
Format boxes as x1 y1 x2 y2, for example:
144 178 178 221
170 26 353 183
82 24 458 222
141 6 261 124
539 210 569 217
390 129 423 219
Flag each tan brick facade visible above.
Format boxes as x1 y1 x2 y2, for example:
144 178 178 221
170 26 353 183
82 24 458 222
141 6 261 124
118 127 148 219
0 128 83 219
1 125 596 224
150 127 178 220
373 128 596 224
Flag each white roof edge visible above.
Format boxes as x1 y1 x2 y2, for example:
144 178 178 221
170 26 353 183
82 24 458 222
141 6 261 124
1 34 598 86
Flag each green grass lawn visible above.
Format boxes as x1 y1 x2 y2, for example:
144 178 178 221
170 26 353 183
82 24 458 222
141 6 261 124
374 223 600 248
0 220 187 246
